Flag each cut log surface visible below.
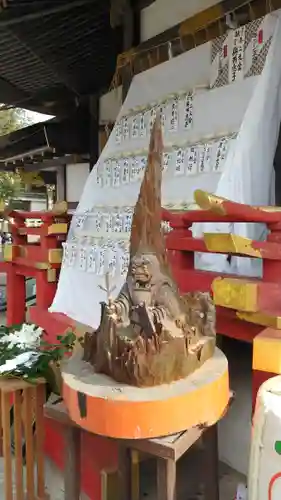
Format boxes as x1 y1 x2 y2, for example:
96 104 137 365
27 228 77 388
62 347 229 439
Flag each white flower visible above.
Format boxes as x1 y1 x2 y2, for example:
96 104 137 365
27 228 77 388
0 323 43 350
0 351 40 374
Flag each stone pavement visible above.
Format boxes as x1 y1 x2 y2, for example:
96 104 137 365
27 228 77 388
0 456 244 499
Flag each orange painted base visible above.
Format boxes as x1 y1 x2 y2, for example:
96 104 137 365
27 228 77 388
63 348 229 439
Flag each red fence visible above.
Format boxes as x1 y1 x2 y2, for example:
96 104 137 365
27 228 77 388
3 208 69 325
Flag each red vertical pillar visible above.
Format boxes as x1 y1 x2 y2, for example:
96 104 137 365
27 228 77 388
35 271 57 311
6 266 26 326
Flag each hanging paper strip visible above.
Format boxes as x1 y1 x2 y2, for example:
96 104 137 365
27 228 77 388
130 157 139 183
122 116 130 141
62 243 69 267
210 33 229 88
103 212 113 233
107 244 117 277
120 244 130 277
183 93 193 130
68 243 77 267
115 120 122 144
112 160 121 188
135 155 143 181
123 209 133 233
139 156 147 179
88 244 98 273
203 143 214 173
78 243 88 272
163 152 171 173
112 212 123 233
93 211 102 233
103 160 112 188
149 107 157 133
75 212 86 230
185 146 198 175
169 96 179 133
158 103 166 131
131 115 139 139
139 112 147 139
121 158 130 184
175 148 185 176
213 138 228 172
230 26 245 83
198 144 206 173
96 246 106 276
96 163 103 188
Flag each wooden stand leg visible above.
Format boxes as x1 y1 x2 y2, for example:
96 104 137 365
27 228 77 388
2 391 13 500
118 447 132 500
64 426 81 500
23 388 35 500
202 425 219 500
157 458 176 500
14 391 24 500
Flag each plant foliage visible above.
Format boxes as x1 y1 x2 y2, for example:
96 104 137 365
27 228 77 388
0 323 77 392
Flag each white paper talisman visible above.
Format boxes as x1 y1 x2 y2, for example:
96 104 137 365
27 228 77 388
75 212 86 230
139 156 147 179
130 157 139 183
149 107 157 132
103 160 112 188
183 92 193 130
68 242 77 267
87 243 98 273
134 156 143 181
158 104 166 131
103 212 113 233
93 210 102 233
112 160 121 188
96 163 103 188
96 245 106 276
185 146 198 175
112 211 123 233
213 137 228 172
122 208 133 233
251 25 265 67
163 152 171 173
115 120 122 144
198 144 206 173
202 143 213 173
78 242 88 272
169 96 179 133
62 242 69 267
139 112 147 139
175 148 185 176
120 245 130 277
122 116 130 141
230 27 245 83
131 115 139 139
121 158 130 184
107 244 117 277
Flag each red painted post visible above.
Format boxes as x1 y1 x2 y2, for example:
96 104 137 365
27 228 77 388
6 267 26 325
35 271 57 311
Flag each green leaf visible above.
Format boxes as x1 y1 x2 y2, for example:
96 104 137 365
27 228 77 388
275 441 281 455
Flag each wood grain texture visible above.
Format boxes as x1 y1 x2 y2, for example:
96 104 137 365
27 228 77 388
2 390 13 500
14 390 24 500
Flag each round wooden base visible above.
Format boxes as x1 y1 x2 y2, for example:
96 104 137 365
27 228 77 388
62 347 229 439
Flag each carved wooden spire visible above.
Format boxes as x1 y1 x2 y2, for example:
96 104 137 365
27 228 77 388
129 114 167 265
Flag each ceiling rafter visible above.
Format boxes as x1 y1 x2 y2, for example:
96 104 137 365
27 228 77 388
0 0 97 26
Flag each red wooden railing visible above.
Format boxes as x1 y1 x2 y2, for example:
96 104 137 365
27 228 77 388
3 208 69 325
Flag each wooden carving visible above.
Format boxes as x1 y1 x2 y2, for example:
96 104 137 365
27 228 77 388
83 116 216 387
